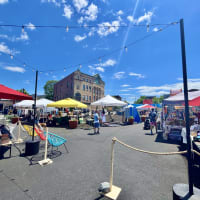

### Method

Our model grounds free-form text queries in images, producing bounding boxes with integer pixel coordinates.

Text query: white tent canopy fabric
[91,95,127,107]
[163,91,200,104]
[14,100,34,108]
[14,98,54,108]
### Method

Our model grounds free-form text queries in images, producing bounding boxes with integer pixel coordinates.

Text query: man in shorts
[149,108,157,135]
[93,110,100,134]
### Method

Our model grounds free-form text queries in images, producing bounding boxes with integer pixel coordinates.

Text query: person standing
[93,110,100,134]
[149,108,157,135]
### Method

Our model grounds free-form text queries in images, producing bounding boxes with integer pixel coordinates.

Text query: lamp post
[32,70,38,141]
[25,70,40,156]
[173,18,200,199]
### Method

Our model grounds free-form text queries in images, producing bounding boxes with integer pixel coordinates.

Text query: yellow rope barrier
[112,137,188,155]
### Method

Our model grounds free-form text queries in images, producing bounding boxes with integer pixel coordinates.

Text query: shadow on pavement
[94,195,104,200]
[20,150,62,165]
[88,133,100,136]
[154,132,181,145]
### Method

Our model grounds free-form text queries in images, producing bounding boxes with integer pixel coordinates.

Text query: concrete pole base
[173,184,200,200]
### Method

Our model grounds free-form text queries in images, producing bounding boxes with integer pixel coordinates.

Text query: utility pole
[180,18,193,195]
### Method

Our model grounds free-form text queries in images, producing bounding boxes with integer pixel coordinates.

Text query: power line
[0,21,179,74]
[0,22,179,30]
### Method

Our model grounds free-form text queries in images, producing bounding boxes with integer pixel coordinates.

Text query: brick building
[53,69,105,104]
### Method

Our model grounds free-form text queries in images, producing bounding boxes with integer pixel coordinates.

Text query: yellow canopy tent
[47,98,87,108]
[66,98,87,108]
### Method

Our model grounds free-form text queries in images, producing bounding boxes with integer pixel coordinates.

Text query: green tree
[17,88,29,95]
[44,80,57,100]
[134,96,146,104]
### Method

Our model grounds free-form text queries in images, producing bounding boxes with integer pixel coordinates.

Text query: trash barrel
[25,140,40,156]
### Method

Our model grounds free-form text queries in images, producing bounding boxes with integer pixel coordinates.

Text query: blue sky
[0,0,200,102]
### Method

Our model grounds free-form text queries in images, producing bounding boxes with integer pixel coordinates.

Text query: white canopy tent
[14,98,56,112]
[14,100,34,108]
[163,91,200,105]
[91,95,127,107]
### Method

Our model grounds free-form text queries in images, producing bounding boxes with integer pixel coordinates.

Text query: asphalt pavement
[0,123,188,200]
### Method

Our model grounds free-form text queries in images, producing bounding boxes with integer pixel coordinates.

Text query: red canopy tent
[0,84,32,100]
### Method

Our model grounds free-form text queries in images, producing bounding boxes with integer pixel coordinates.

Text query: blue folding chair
[44,131,69,153]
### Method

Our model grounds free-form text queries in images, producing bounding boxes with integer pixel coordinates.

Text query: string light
[0,21,179,31]
[22,25,25,33]
[147,24,150,32]
[124,46,128,52]
[1,21,177,74]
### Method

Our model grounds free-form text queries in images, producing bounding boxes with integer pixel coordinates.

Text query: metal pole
[32,70,38,141]
[109,138,115,192]
[180,18,193,195]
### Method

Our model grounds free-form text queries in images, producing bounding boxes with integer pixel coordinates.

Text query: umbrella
[91,95,127,107]
[0,84,32,100]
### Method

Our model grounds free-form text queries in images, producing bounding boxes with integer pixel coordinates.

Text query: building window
[83,84,85,91]
[83,78,85,81]
[71,83,73,89]
[86,79,88,82]
[94,96,95,101]
[82,95,85,101]
[76,85,80,90]
[86,95,88,101]
[86,85,88,91]
[89,86,91,92]
[89,96,91,101]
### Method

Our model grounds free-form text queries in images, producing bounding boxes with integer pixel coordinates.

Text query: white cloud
[83,44,88,48]
[117,10,123,15]
[96,67,104,72]
[16,31,29,41]
[0,42,13,54]
[129,72,145,79]
[25,80,31,84]
[121,84,130,87]
[41,0,61,7]
[153,27,159,32]
[127,11,154,25]
[84,3,98,21]
[4,66,25,73]
[120,89,129,92]
[63,5,73,19]
[97,20,120,37]
[134,79,200,96]
[137,11,153,24]
[73,0,88,12]
[113,72,125,79]
[0,0,8,4]
[74,34,87,42]
[127,16,136,23]
[0,43,20,55]
[25,22,36,31]
[100,59,116,67]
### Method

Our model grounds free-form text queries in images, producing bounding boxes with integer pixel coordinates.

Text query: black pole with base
[172,18,200,200]
[25,70,40,156]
